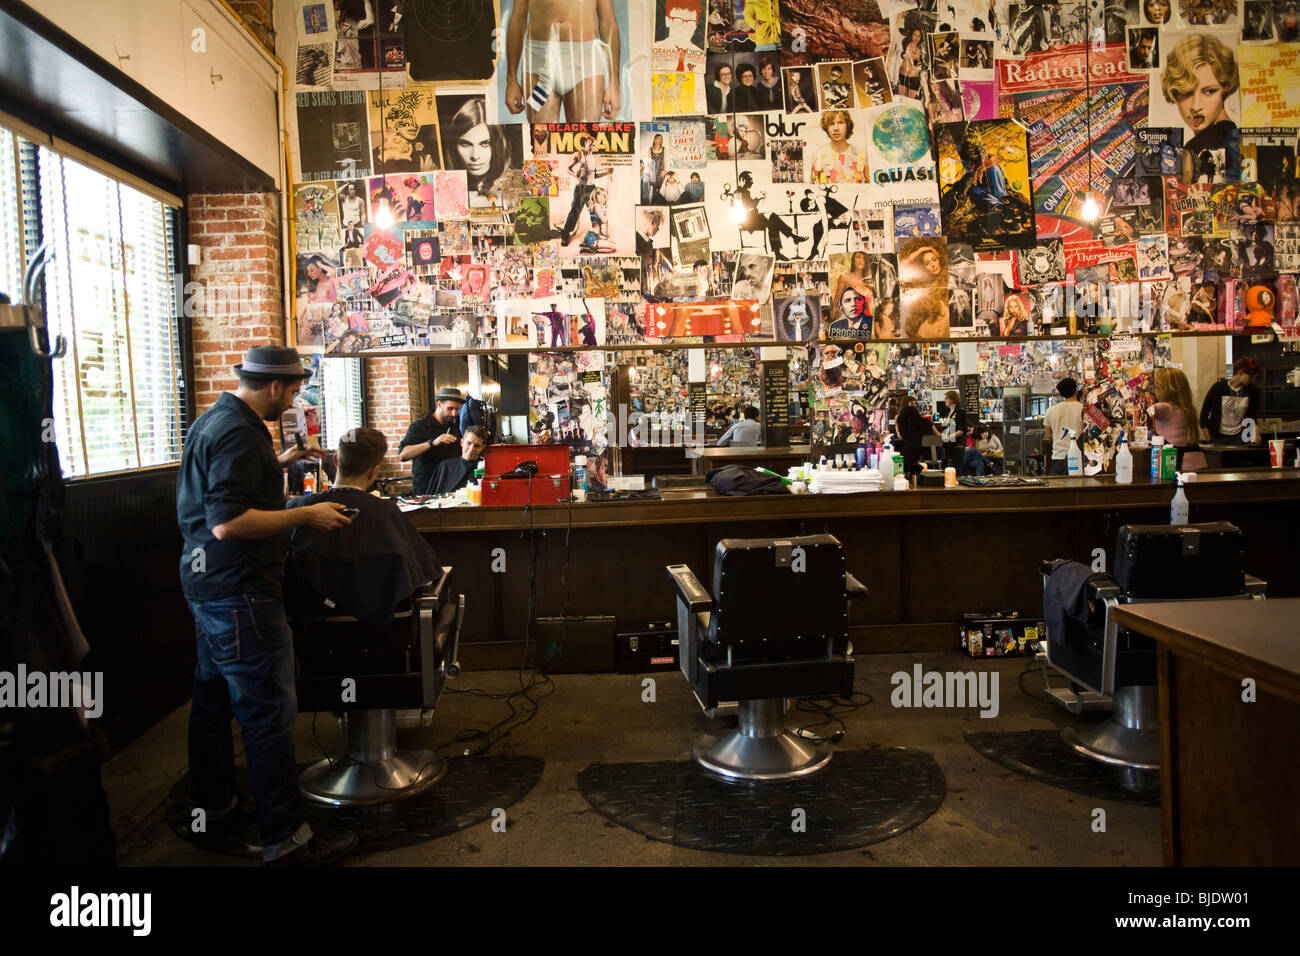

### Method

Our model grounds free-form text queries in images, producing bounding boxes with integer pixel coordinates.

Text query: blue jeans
[962,447,990,476]
[187,593,311,859]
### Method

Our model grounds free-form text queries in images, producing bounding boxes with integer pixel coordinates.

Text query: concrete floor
[104,651,1162,866]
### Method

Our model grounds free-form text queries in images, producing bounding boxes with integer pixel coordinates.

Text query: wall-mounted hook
[210,68,223,84]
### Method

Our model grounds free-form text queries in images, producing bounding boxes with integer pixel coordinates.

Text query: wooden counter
[406,469,1300,666]
[407,469,1300,533]
[1110,600,1300,866]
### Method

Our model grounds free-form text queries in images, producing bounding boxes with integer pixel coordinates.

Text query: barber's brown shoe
[266,830,358,867]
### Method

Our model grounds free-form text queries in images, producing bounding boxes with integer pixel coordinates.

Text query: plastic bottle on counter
[892,474,908,491]
[1161,442,1178,483]
[879,440,895,488]
[1066,429,1083,477]
[573,455,588,493]
[1170,473,1188,525]
[856,442,867,469]
[1114,431,1133,485]
[303,471,316,495]
[1150,436,1164,481]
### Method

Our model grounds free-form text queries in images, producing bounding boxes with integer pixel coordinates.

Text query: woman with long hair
[443,99,511,195]
[1150,367,1201,452]
[646,133,667,202]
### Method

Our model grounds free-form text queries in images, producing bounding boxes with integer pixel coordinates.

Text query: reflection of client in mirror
[504,0,622,122]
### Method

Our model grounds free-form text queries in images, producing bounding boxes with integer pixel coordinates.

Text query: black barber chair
[291,569,465,805]
[1042,522,1265,771]
[667,535,865,781]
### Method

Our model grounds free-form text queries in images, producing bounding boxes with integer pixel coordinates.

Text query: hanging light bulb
[1081,192,1100,223]
[730,198,746,223]
[375,202,394,229]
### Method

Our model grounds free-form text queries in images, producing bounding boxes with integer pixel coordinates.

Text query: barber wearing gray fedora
[398,387,466,495]
[177,345,357,866]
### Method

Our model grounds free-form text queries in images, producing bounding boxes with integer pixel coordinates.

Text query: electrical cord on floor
[437,520,555,758]
[790,691,873,744]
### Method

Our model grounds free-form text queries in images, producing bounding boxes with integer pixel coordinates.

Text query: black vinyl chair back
[1113,522,1245,599]
[709,534,848,659]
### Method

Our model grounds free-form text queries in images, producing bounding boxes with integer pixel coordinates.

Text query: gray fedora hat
[234,345,311,378]
[434,387,465,404]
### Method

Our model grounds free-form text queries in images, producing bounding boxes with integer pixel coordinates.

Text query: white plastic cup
[1270,439,1285,468]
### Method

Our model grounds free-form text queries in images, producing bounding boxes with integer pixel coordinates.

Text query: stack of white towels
[808,468,884,494]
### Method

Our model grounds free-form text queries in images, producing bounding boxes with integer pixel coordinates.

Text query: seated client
[427,425,488,495]
[286,427,442,625]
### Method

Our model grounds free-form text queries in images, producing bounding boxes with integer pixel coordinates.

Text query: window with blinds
[321,358,365,450]
[0,126,183,479]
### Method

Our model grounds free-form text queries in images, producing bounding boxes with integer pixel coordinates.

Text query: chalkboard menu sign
[761,361,790,446]
[959,374,981,421]
[688,382,707,430]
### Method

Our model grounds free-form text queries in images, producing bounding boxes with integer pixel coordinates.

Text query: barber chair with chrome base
[291,569,465,805]
[1042,522,1265,772]
[667,535,865,781]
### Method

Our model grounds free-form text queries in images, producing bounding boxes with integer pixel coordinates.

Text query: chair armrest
[845,572,868,600]
[416,567,458,705]
[1086,576,1122,602]
[667,564,713,613]
[1245,574,1267,597]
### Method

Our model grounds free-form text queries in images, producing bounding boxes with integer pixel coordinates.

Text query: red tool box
[481,444,571,506]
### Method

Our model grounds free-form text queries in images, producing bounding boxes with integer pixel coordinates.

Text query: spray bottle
[1114,429,1133,485]
[1170,472,1188,525]
[879,437,895,487]
[1066,428,1083,476]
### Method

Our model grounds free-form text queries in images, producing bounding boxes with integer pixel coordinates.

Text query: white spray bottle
[1066,429,1083,476]
[1114,429,1133,485]
[1170,472,1188,526]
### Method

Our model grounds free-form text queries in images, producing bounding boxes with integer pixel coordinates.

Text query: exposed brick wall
[228,0,276,54]
[186,192,283,415]
[366,356,425,475]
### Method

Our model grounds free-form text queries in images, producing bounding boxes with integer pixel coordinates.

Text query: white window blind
[14,141,184,478]
[0,128,22,302]
[322,358,365,449]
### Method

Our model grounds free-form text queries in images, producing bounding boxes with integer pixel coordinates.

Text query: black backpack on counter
[705,465,790,496]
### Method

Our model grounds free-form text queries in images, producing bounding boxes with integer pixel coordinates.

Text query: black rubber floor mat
[577,748,945,856]
[965,730,1160,806]
[165,754,544,859]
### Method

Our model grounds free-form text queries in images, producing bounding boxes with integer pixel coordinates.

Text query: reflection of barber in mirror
[398,387,465,495]
[504,0,622,122]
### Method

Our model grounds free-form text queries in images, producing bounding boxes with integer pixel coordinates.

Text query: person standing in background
[1044,376,1085,475]
[1200,356,1261,443]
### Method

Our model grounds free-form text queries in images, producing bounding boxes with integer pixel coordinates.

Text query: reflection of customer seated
[716,405,761,446]
[428,426,488,495]
[962,423,1003,475]
[286,427,442,626]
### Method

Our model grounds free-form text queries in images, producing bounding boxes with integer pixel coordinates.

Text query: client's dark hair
[464,424,489,442]
[337,427,388,475]
[743,405,759,420]
[1057,377,1079,398]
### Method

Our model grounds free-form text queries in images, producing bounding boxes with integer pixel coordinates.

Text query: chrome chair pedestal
[300,708,447,806]
[1062,685,1160,771]
[693,699,831,782]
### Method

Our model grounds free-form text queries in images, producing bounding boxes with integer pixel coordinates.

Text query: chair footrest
[696,657,854,708]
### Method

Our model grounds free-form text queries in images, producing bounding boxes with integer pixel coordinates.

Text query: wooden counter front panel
[417,475,1300,660]
[1161,648,1300,866]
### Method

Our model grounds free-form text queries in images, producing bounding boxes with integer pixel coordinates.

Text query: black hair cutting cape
[285,487,442,625]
